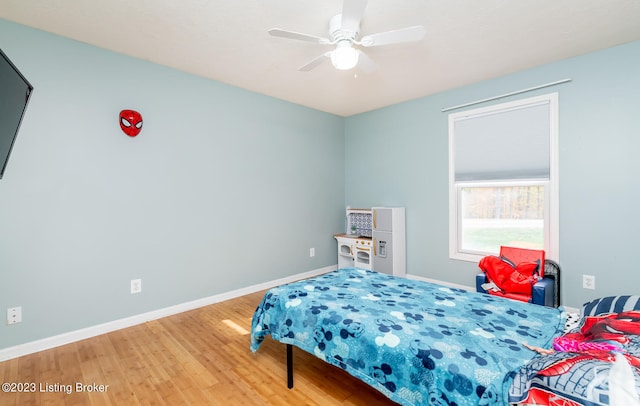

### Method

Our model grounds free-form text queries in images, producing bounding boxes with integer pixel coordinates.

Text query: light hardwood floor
[0,291,396,405]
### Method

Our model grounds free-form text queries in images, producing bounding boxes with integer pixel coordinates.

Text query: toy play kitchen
[334,207,406,276]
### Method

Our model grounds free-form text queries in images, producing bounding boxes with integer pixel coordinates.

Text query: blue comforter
[251,268,565,405]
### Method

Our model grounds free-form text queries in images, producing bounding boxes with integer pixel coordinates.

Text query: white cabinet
[334,235,373,270]
[335,235,355,269]
[372,207,406,277]
[353,238,373,270]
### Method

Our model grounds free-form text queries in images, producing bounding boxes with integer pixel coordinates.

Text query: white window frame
[448,93,559,263]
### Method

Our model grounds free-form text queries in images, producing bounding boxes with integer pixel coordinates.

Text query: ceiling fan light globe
[331,44,359,70]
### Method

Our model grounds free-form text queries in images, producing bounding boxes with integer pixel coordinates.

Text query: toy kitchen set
[334,207,406,277]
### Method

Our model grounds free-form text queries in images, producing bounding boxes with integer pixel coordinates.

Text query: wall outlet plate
[582,274,595,290]
[131,279,142,294]
[7,306,22,325]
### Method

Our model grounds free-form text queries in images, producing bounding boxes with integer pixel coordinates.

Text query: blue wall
[0,19,345,349]
[345,40,640,309]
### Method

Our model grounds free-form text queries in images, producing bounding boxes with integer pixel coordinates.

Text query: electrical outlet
[582,275,595,290]
[309,248,315,257]
[131,279,142,294]
[7,306,22,325]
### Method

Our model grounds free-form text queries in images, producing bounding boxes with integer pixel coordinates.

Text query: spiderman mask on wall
[119,109,143,137]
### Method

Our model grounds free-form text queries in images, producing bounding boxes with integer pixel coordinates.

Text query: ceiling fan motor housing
[330,14,359,42]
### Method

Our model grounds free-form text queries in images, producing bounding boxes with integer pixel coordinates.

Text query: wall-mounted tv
[0,47,33,179]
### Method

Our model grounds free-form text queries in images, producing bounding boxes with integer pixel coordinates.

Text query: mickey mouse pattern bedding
[250,268,565,405]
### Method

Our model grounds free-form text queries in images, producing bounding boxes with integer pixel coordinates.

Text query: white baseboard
[0,265,336,362]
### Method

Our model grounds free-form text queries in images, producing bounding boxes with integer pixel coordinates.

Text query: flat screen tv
[0,47,33,179]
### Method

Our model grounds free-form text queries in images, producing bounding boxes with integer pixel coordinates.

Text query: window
[448,93,558,262]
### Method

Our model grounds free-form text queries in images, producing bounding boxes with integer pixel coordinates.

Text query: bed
[250,267,566,405]
[509,295,640,405]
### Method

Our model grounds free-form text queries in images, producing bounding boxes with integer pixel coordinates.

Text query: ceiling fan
[268,0,426,72]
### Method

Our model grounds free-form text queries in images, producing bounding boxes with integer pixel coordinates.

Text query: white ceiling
[2,0,640,117]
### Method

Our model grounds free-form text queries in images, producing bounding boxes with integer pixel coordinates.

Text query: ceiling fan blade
[340,0,368,33]
[268,28,331,45]
[356,50,377,73]
[360,25,426,47]
[299,52,332,71]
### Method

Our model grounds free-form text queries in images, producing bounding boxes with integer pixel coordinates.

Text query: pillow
[581,295,640,317]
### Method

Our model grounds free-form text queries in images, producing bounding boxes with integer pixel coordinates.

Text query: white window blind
[453,101,550,181]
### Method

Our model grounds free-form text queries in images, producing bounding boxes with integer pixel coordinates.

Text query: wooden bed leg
[286,344,294,389]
